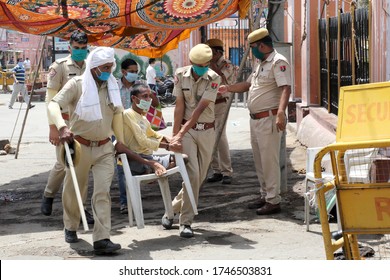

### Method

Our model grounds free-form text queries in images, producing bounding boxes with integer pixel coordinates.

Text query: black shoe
[29,104,35,109]
[256,203,281,215]
[222,176,232,184]
[247,198,266,209]
[93,239,121,255]
[82,209,94,224]
[65,229,78,243]
[120,204,128,214]
[179,225,194,238]
[41,196,54,216]
[161,214,173,229]
[207,173,223,183]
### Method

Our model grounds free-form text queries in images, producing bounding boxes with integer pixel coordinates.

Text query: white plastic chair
[119,153,197,229]
[304,147,334,231]
[344,148,379,183]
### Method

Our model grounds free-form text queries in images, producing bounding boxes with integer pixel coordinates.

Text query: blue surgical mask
[71,48,88,62]
[136,98,152,111]
[125,72,138,83]
[192,65,209,76]
[251,46,265,60]
[96,68,111,81]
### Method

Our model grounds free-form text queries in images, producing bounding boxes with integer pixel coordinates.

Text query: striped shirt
[12,65,26,84]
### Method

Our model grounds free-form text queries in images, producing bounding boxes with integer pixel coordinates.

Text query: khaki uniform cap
[189,44,213,64]
[248,28,269,44]
[205,39,224,48]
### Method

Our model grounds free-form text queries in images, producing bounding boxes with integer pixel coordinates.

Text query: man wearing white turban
[48,46,128,254]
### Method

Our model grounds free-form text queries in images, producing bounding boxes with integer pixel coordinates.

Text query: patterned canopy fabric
[0,0,250,56]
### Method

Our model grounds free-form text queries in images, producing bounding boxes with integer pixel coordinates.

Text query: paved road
[0,93,338,261]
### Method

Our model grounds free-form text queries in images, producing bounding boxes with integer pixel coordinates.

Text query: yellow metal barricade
[315,82,390,260]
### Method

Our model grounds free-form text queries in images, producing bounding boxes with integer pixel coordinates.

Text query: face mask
[136,98,152,111]
[71,48,88,62]
[18,62,23,67]
[192,65,209,76]
[125,72,138,83]
[96,67,111,81]
[251,46,265,60]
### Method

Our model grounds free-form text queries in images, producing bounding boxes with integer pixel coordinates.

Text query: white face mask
[136,98,152,111]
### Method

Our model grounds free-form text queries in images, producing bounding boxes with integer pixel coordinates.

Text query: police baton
[64,142,89,231]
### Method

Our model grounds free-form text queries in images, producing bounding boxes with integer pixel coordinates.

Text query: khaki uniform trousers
[210,101,233,176]
[250,116,282,205]
[62,142,115,242]
[172,128,216,225]
[44,144,66,197]
[44,145,89,200]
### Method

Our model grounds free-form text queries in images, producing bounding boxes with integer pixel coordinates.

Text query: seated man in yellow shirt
[121,83,181,175]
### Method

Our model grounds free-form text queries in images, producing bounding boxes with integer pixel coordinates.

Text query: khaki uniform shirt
[47,55,85,113]
[52,76,123,141]
[47,55,85,92]
[247,50,291,114]
[173,66,221,123]
[216,56,237,100]
[122,108,163,155]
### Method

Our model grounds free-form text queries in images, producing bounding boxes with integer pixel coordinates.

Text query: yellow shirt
[122,108,163,155]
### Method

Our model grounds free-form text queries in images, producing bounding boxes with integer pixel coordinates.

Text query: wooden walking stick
[64,142,89,231]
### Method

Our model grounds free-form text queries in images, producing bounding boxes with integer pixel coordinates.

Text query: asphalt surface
[0,92,338,261]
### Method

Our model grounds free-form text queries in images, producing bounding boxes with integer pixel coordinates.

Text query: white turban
[75,46,122,122]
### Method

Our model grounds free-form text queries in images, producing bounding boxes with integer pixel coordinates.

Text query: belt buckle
[90,140,99,147]
[195,122,205,131]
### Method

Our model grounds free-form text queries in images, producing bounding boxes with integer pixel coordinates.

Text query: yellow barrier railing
[314,140,390,259]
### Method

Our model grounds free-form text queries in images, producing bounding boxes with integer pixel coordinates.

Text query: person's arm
[115,142,167,176]
[112,112,124,144]
[171,98,211,144]
[45,88,60,145]
[172,94,185,136]
[224,81,251,93]
[12,72,18,84]
[275,85,291,131]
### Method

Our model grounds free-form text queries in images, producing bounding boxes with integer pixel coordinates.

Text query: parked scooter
[157,76,176,106]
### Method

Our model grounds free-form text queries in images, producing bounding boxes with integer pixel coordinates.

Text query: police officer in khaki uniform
[161,44,221,238]
[205,39,237,184]
[48,47,125,254]
[219,28,291,215]
[41,30,93,223]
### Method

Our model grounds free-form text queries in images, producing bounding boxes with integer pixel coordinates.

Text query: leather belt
[74,135,110,147]
[215,97,228,105]
[250,108,278,120]
[61,113,69,121]
[182,119,215,131]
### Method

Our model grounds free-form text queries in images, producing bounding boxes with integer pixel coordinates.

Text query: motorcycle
[157,76,176,106]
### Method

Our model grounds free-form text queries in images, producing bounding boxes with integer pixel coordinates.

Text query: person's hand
[58,126,73,144]
[168,141,183,153]
[114,141,126,155]
[153,162,167,177]
[170,135,182,147]
[276,111,287,132]
[49,125,60,146]
[218,85,228,95]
